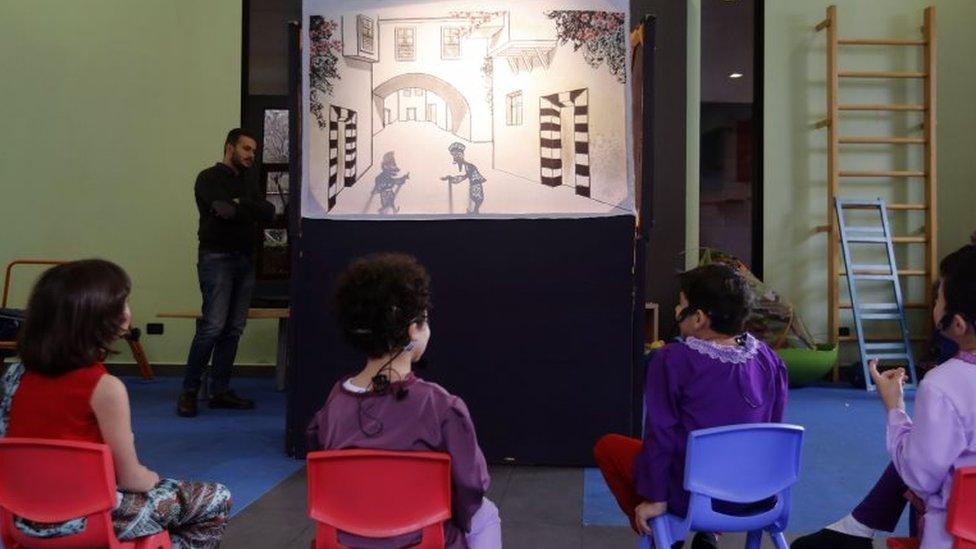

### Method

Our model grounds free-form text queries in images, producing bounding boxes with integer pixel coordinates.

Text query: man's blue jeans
[183,250,255,394]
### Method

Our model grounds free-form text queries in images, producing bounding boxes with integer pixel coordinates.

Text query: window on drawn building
[441,27,461,59]
[395,27,416,61]
[357,15,375,55]
[506,91,523,126]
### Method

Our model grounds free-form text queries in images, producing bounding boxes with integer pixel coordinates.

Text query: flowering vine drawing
[449,11,506,38]
[546,11,626,83]
[449,10,505,110]
[481,56,494,112]
[309,16,343,129]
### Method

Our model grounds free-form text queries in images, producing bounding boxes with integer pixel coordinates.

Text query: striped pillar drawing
[538,88,590,197]
[327,105,358,211]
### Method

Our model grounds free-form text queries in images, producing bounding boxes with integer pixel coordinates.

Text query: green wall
[0,1,277,366]
[764,0,976,344]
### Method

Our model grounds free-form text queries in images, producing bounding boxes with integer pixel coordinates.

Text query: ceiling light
[729,72,743,79]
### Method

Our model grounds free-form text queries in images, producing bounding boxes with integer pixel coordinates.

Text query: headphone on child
[370,342,413,402]
[352,312,429,437]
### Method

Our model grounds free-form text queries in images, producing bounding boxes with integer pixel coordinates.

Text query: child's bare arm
[91,375,160,492]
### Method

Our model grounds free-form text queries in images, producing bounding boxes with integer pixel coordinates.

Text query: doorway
[327,105,358,210]
[336,121,346,186]
[538,89,590,196]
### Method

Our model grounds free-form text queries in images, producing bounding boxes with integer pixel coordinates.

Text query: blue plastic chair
[639,423,804,549]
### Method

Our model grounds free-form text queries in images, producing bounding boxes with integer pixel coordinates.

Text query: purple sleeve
[770,351,789,422]
[635,345,684,503]
[887,382,966,497]
[305,409,323,452]
[441,396,490,532]
[305,384,341,452]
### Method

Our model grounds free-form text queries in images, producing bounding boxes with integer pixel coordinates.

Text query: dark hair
[677,264,751,336]
[937,244,976,329]
[18,259,131,376]
[334,253,431,358]
[225,128,257,148]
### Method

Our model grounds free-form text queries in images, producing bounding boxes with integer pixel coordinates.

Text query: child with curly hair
[306,252,501,548]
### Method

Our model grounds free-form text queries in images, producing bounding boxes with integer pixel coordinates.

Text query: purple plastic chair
[640,423,804,549]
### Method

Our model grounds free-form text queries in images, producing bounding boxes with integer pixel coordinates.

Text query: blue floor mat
[123,376,303,517]
[583,386,914,534]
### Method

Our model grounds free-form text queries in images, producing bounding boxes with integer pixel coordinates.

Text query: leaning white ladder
[834,198,918,391]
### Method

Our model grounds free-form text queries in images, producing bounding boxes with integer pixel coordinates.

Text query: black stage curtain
[285,216,638,465]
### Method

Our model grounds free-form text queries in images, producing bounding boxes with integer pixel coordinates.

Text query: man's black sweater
[195,163,275,253]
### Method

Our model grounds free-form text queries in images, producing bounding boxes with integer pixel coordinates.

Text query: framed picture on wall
[266,170,289,215]
[244,96,293,283]
[262,109,289,164]
[357,15,375,54]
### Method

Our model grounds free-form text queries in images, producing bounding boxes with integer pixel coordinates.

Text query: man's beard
[232,153,251,171]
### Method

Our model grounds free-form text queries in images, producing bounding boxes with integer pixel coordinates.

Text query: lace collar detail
[682,333,759,364]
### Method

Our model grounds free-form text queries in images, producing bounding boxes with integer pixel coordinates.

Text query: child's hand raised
[869,360,906,412]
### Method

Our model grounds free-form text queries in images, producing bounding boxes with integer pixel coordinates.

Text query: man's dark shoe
[691,532,719,549]
[209,390,255,410]
[791,529,873,549]
[177,390,198,417]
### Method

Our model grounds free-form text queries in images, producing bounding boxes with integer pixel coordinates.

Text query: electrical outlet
[146,323,164,335]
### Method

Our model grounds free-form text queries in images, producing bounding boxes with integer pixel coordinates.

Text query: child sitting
[0,259,231,547]
[793,244,976,549]
[594,264,789,547]
[306,253,501,548]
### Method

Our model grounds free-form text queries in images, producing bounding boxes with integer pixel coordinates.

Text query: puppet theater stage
[284,0,652,465]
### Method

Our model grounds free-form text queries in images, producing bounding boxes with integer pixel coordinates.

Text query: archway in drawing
[373,73,472,140]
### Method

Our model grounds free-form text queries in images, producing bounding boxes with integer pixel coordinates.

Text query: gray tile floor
[221,466,889,548]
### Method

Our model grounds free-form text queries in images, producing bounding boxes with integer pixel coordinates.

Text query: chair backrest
[948,466,976,548]
[0,437,120,547]
[2,260,66,308]
[685,423,804,503]
[307,449,452,540]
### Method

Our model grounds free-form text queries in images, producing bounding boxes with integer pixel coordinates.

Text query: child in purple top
[594,264,789,547]
[793,245,976,549]
[306,253,500,549]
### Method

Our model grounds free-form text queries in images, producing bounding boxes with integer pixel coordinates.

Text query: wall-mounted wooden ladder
[815,5,937,380]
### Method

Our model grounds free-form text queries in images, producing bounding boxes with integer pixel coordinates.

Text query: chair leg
[125,337,154,380]
[651,516,674,549]
[770,531,789,549]
[644,528,673,549]
[745,530,763,549]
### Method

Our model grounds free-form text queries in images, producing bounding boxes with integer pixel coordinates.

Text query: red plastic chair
[306,449,452,549]
[948,466,976,548]
[887,466,976,549]
[0,438,171,548]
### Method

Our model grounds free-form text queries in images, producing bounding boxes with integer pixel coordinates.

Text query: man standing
[177,128,275,417]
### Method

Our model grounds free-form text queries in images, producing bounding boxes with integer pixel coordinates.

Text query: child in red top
[0,259,232,547]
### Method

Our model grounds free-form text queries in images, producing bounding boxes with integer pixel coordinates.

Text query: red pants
[593,433,644,533]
